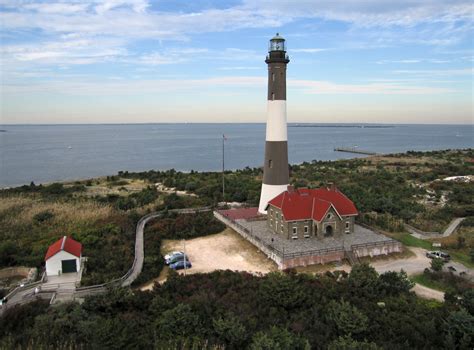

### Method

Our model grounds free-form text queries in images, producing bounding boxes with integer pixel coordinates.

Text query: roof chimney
[287,185,295,193]
[328,182,337,191]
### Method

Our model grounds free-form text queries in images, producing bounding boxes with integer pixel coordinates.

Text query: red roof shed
[45,236,82,261]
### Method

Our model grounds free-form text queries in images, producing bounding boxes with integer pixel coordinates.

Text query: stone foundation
[282,251,345,269]
[352,241,402,258]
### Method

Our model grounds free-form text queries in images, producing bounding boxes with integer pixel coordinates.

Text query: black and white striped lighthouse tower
[258,33,290,214]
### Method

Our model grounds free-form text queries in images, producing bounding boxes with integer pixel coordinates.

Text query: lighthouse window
[268,159,273,168]
[292,227,298,239]
[272,73,275,82]
[271,93,275,100]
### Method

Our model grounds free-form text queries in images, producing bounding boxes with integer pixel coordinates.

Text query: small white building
[45,236,82,276]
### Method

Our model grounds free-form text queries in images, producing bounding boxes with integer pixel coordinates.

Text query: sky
[0,0,473,124]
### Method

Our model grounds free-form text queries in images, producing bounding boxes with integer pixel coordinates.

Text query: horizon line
[1,122,473,126]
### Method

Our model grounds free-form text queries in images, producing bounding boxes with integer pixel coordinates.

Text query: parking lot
[162,228,277,275]
[139,228,277,290]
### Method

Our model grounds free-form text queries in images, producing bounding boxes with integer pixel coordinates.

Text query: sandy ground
[139,229,460,302]
[140,228,277,291]
[411,284,445,301]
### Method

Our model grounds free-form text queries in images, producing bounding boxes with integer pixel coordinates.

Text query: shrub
[33,210,54,223]
[431,258,445,272]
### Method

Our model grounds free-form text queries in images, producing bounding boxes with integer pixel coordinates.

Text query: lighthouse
[258,33,290,214]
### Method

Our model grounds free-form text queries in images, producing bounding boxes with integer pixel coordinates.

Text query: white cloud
[377,59,422,64]
[217,66,260,70]
[23,3,89,14]
[1,38,128,66]
[392,68,473,76]
[243,0,473,27]
[1,75,456,96]
[94,0,149,14]
[291,48,330,53]
[290,80,455,95]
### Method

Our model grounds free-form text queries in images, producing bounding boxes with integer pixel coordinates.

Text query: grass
[384,231,433,250]
[431,227,474,269]
[410,273,451,292]
[445,250,474,269]
[384,231,474,268]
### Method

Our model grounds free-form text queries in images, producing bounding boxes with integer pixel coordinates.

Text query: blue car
[169,260,192,270]
[165,252,188,265]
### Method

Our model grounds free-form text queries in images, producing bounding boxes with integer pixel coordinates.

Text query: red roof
[267,187,358,221]
[45,236,82,261]
[218,207,261,221]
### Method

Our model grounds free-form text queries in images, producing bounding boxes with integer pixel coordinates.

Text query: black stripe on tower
[266,50,289,101]
[263,141,289,185]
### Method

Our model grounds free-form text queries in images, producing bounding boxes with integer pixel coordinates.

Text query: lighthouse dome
[269,33,286,52]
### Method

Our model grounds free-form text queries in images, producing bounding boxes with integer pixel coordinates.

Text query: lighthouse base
[258,183,288,214]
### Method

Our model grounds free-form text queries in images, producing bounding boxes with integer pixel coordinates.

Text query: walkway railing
[214,211,345,264]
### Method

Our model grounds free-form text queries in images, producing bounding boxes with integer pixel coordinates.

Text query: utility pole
[222,134,226,203]
[183,239,187,276]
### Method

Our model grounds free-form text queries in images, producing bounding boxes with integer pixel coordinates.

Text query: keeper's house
[266,185,358,239]
[45,236,82,276]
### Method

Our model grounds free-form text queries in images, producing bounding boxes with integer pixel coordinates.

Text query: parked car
[426,251,451,261]
[164,251,183,261]
[166,253,189,265]
[170,260,192,270]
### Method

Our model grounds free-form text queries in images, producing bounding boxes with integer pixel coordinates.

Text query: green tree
[0,241,18,266]
[154,304,202,340]
[443,309,474,350]
[431,258,445,272]
[326,300,369,336]
[378,270,414,296]
[461,289,474,315]
[328,336,381,350]
[457,235,466,249]
[347,263,379,299]
[212,313,247,349]
[249,326,310,350]
[260,272,306,310]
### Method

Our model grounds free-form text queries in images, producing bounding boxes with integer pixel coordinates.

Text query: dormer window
[326,213,333,220]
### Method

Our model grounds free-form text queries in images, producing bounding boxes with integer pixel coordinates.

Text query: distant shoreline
[1,124,471,189]
[3,148,473,190]
[289,125,394,128]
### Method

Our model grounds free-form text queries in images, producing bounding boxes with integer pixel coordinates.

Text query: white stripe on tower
[265,100,287,141]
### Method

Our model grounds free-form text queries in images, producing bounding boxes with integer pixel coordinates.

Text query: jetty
[334,147,377,155]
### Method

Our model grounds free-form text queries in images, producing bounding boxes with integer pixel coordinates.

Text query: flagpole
[222,134,225,202]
